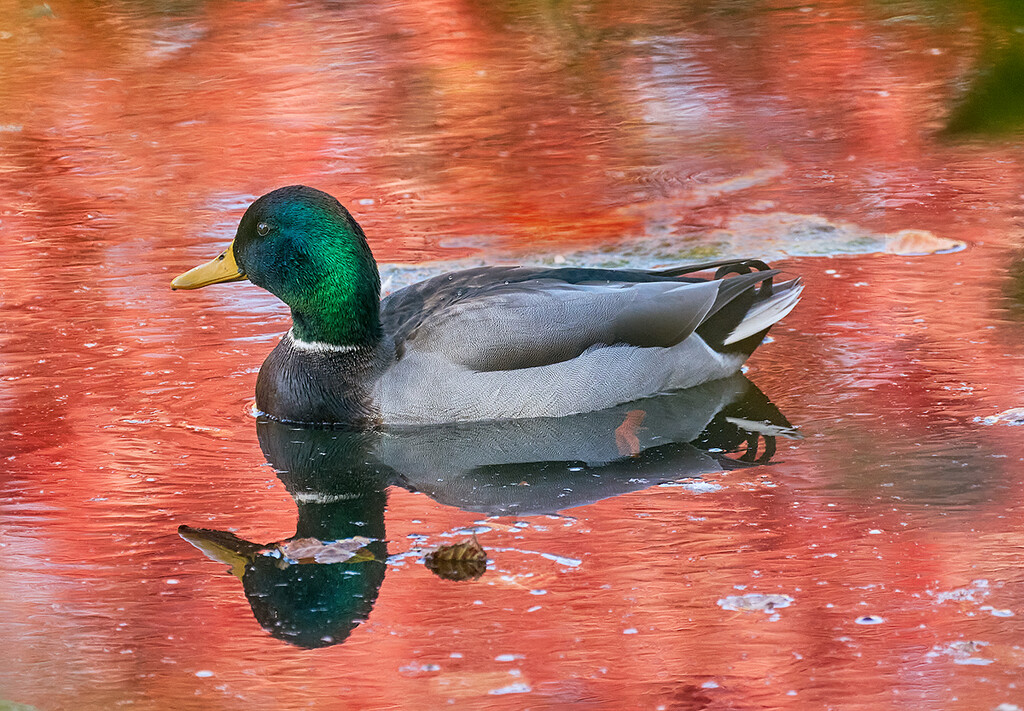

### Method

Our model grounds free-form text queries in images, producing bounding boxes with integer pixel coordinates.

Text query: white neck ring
[288,329,362,353]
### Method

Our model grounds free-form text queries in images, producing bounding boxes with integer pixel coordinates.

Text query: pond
[2,0,1024,709]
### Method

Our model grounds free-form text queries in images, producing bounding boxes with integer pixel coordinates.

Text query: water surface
[3,1,1024,709]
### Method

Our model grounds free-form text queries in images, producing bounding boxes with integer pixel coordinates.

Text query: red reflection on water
[3,0,1024,709]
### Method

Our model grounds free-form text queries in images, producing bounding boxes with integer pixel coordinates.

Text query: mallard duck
[172,185,802,427]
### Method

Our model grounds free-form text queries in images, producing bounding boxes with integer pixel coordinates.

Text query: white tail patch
[723,281,803,345]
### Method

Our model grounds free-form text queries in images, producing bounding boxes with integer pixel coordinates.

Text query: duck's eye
[256,222,271,236]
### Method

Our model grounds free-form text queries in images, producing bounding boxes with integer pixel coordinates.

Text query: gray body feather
[360,264,802,425]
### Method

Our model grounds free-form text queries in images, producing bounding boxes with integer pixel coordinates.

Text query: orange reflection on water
[3,0,1024,709]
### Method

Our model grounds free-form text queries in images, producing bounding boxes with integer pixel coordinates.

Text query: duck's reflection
[180,443,389,648]
[180,375,797,647]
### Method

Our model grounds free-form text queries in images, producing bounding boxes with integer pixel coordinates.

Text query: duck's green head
[172,186,381,346]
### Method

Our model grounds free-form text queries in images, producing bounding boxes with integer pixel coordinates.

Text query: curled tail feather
[723,278,803,345]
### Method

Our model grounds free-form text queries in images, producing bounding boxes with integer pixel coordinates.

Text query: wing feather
[382,268,716,370]
[379,265,780,373]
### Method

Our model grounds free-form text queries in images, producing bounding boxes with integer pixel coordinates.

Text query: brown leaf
[425,535,487,581]
[274,536,375,565]
[885,229,966,255]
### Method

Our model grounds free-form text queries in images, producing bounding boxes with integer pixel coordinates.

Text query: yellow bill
[171,241,247,290]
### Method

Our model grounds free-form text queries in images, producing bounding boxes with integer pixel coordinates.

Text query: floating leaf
[884,229,966,256]
[425,535,486,581]
[273,536,375,565]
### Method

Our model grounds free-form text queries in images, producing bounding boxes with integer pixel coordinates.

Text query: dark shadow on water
[944,0,1024,136]
[179,374,797,648]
